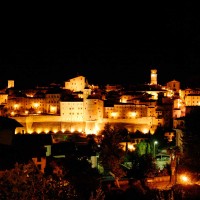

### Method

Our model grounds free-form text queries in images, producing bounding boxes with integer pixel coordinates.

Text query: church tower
[150,69,157,85]
[8,80,14,88]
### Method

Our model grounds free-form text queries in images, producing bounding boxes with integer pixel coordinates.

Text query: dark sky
[1,4,200,88]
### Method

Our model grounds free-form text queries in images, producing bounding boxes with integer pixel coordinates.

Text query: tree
[181,107,200,172]
[127,152,156,179]
[150,126,169,150]
[136,140,151,156]
[98,124,126,188]
[54,155,102,200]
[0,161,78,200]
[87,134,99,155]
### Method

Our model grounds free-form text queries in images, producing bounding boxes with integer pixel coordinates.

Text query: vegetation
[181,107,200,173]
[0,161,78,200]
[98,124,126,188]
[0,157,104,200]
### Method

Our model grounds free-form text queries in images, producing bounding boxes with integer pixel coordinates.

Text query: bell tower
[8,80,14,88]
[150,69,157,85]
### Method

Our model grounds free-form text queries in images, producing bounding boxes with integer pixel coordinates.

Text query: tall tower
[150,69,157,85]
[8,80,14,88]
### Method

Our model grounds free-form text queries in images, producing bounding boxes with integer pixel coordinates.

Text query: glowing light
[142,128,149,134]
[121,99,127,103]
[61,128,66,133]
[33,103,39,108]
[85,129,93,135]
[11,111,15,116]
[26,94,34,97]
[70,128,75,133]
[14,104,19,110]
[53,129,58,133]
[50,106,57,113]
[28,129,33,134]
[180,175,190,184]
[130,112,137,117]
[36,129,42,134]
[78,128,82,132]
[25,110,29,114]
[111,112,118,117]
[44,129,50,134]
[93,125,100,135]
[128,144,135,151]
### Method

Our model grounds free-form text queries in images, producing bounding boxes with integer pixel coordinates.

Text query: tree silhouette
[0,161,78,200]
[98,124,126,188]
[181,107,200,172]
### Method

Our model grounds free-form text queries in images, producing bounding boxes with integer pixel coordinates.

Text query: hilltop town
[0,69,200,199]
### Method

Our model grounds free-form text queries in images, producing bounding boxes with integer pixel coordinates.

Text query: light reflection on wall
[14,104,19,110]
[142,128,149,134]
[53,129,58,134]
[111,112,118,117]
[50,106,57,113]
[70,128,75,133]
[130,112,137,117]
[44,129,50,134]
[33,103,39,108]
[128,143,136,151]
[36,129,42,134]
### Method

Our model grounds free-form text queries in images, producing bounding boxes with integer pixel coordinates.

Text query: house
[12,134,53,173]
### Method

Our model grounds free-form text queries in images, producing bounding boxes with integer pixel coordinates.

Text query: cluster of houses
[0,69,200,171]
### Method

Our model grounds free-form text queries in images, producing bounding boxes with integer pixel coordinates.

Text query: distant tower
[8,80,14,88]
[150,69,157,85]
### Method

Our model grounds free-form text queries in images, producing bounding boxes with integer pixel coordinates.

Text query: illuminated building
[150,69,157,85]
[185,94,200,106]
[166,80,180,96]
[8,80,14,88]
[64,75,86,92]
[45,92,61,114]
[0,94,8,105]
[1,70,183,135]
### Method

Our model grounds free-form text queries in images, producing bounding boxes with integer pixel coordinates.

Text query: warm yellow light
[11,111,15,116]
[44,129,50,134]
[111,112,118,117]
[70,128,75,133]
[33,103,39,108]
[36,129,42,134]
[142,128,149,134]
[26,94,34,97]
[180,175,190,184]
[61,128,65,133]
[28,129,33,134]
[25,110,29,114]
[78,128,82,132]
[50,106,57,113]
[130,112,137,117]
[14,104,19,110]
[128,144,135,151]
[53,129,58,133]
[85,129,93,135]
[121,99,127,103]
[37,111,41,114]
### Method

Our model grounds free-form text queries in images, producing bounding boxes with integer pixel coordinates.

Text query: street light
[153,141,158,158]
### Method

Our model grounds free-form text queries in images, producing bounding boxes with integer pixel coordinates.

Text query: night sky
[1,4,200,89]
